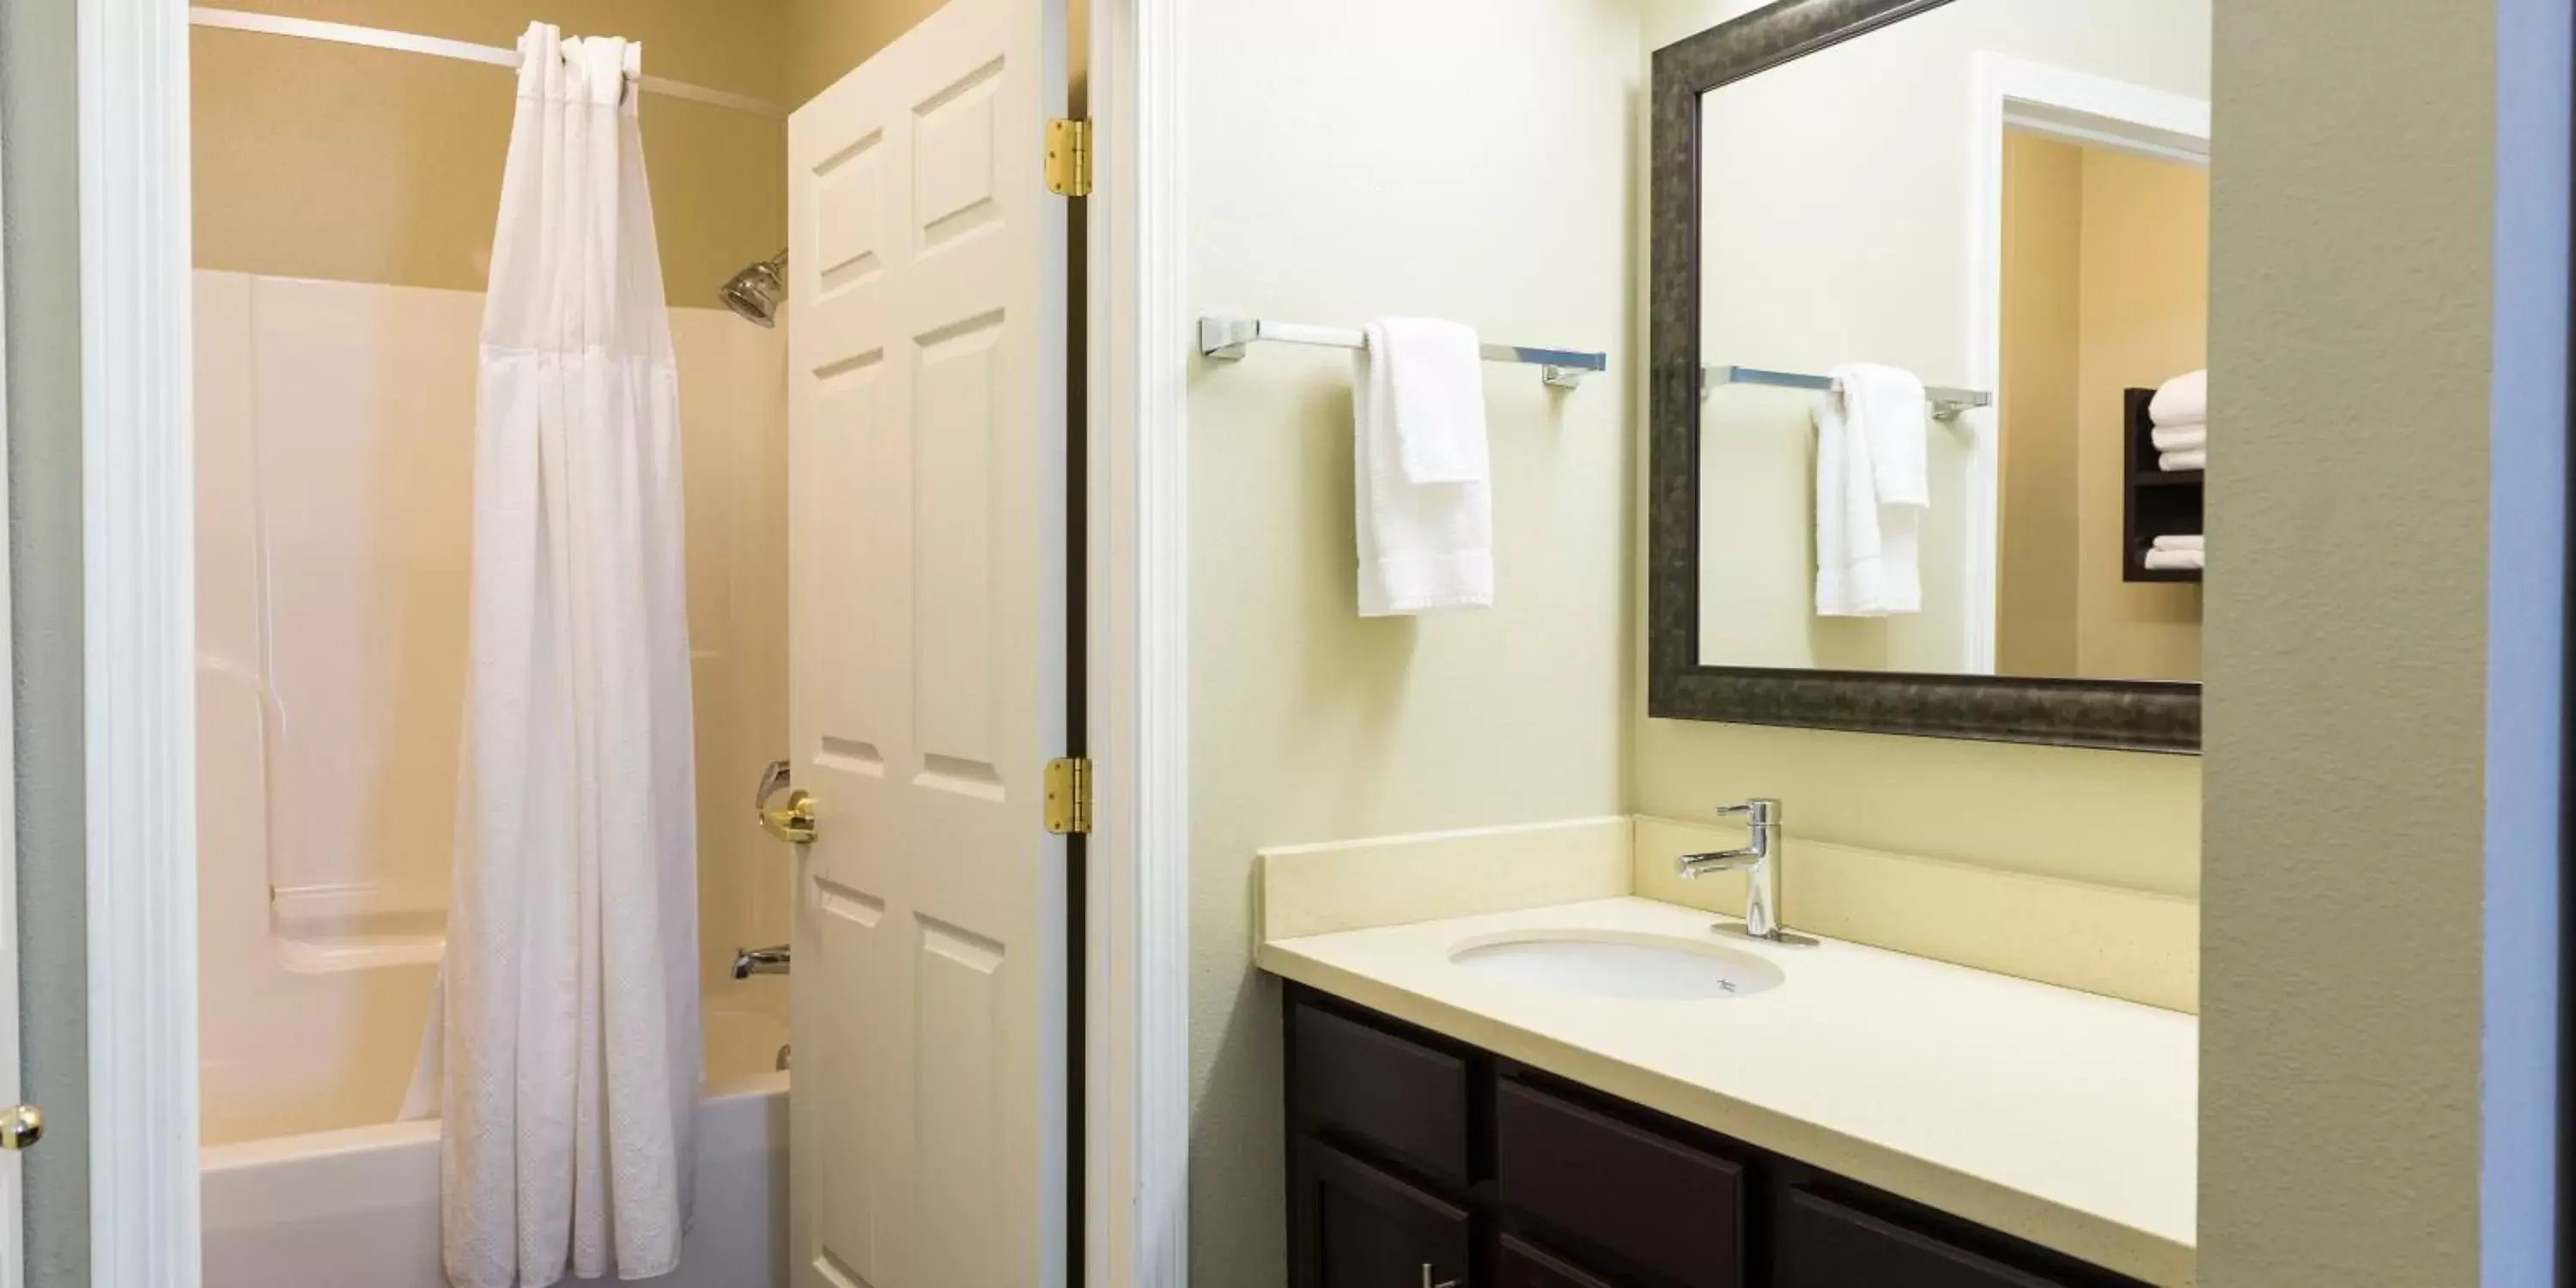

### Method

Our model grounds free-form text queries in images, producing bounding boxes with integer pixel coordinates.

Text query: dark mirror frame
[1648,0,2200,753]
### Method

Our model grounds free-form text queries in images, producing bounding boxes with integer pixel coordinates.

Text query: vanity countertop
[1258,896,2197,1286]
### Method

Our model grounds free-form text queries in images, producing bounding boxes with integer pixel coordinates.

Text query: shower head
[720,251,788,327]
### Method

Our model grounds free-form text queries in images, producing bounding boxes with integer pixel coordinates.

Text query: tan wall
[2075,148,2206,681]
[1186,2,1640,1282]
[1996,131,2084,677]
[2199,0,2495,1279]
[1997,137,2208,682]
[191,0,786,299]
[782,0,948,109]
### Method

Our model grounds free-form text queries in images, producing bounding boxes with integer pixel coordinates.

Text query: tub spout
[732,945,790,979]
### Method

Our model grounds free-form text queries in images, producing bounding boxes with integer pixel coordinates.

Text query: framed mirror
[1649,0,2208,751]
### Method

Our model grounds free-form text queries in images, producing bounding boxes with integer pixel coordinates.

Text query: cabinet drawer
[1500,1235,1621,1288]
[1777,1188,2093,1288]
[1496,1077,1741,1288]
[1291,999,1472,1184]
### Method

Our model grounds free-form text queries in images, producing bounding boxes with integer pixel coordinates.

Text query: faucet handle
[1715,799,1780,825]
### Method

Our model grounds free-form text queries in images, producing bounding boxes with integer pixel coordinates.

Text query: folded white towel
[1814,364,1930,616]
[2159,448,2206,471]
[2151,534,2204,551]
[2143,547,2205,571]
[1353,318,1493,615]
[2150,423,2205,453]
[2150,369,2207,426]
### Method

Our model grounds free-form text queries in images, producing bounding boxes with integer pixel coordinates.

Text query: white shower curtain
[428,22,702,1287]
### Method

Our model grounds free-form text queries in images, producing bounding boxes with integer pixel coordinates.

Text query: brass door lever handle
[756,759,817,844]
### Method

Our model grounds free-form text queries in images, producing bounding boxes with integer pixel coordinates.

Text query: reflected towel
[2159,448,2206,471]
[2149,369,2207,425]
[1814,363,1930,616]
[2150,423,2205,453]
[2144,547,2205,571]
[2151,534,2204,551]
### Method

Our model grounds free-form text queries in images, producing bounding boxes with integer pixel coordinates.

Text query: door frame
[76,0,1191,1283]
[1962,54,2210,674]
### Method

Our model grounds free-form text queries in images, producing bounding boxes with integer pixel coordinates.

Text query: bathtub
[204,1012,790,1288]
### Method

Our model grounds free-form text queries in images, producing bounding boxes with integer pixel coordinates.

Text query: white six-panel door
[784,0,1069,1283]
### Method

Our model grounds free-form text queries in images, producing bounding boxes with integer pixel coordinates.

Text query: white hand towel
[2149,423,2206,453]
[2149,369,2208,426]
[1354,319,1493,615]
[2151,533,2204,551]
[2159,448,2206,471]
[1814,364,1931,616]
[2143,547,2205,571]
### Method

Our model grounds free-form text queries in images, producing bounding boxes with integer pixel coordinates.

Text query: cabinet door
[1500,1235,1621,1288]
[1291,1138,1473,1288]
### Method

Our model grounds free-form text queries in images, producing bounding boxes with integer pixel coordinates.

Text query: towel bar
[1704,364,1990,422]
[1199,316,1607,388]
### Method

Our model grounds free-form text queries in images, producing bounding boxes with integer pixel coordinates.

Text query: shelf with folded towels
[1701,364,1991,422]
[1197,317,1607,387]
[2123,386,2204,583]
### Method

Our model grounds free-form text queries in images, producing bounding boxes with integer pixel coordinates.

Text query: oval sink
[1449,933,1785,1001]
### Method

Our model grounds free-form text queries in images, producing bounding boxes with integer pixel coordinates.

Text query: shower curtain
[426,22,702,1287]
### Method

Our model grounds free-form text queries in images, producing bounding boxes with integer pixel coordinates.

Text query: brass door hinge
[1045,118,1092,197]
[1044,756,1093,835]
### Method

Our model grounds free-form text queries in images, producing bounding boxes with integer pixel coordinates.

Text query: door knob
[0,1103,43,1151]
[755,759,817,844]
[1419,1266,1457,1288]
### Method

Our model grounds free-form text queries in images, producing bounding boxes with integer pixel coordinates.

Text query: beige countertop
[1259,896,2197,1286]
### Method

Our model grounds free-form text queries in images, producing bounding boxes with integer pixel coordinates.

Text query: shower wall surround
[193,270,789,1144]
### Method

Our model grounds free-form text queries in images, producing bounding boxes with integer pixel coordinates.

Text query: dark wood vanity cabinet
[1283,984,2152,1288]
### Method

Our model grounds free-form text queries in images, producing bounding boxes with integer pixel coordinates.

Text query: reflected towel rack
[1200,317,1607,388]
[1704,364,1990,422]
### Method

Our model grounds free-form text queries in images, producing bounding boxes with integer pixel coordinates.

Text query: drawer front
[1291,999,1472,1184]
[1496,1078,1742,1288]
[1500,1236,1622,1288]
[1777,1188,2086,1288]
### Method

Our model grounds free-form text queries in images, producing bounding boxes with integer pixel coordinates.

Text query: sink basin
[1449,932,1786,1001]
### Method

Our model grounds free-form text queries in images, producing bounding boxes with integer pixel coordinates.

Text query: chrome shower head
[720,251,787,327]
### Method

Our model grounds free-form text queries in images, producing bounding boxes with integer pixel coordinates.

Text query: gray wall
[2,0,88,1282]
[2199,0,2518,1282]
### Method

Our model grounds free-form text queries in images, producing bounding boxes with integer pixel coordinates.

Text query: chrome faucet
[1677,799,1798,943]
[732,945,790,979]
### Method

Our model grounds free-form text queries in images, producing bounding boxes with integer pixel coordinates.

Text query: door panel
[1293,1139,1473,1288]
[785,0,1068,1280]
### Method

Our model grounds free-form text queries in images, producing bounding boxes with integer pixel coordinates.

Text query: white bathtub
[204,1068,788,1288]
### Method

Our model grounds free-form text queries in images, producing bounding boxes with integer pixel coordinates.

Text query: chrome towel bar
[1704,364,1990,422]
[1199,317,1607,388]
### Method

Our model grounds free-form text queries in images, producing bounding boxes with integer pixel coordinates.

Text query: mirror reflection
[1691,1,2208,682]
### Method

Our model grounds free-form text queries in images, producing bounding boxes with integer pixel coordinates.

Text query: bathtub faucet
[732,945,790,979]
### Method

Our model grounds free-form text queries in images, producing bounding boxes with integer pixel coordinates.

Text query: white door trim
[76,0,202,1283]
[1963,54,2210,674]
[89,0,1184,1283]
[1083,0,1190,1283]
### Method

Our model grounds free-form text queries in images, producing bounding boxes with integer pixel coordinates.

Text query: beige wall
[1187,1,1640,1282]
[1643,0,2206,906]
[192,0,786,299]
[2075,147,2206,681]
[782,0,948,109]
[2199,0,2498,1279]
[1997,131,2084,677]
